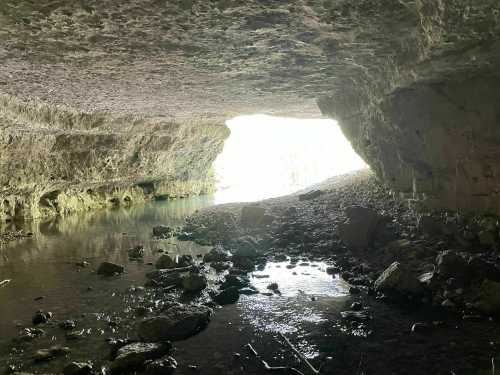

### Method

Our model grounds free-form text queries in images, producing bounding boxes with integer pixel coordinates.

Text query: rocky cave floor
[3,170,500,375]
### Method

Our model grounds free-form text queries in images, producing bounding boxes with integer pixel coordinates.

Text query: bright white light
[213,115,367,204]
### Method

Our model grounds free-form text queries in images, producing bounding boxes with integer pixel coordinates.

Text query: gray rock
[436,251,468,279]
[144,356,177,375]
[155,255,176,269]
[63,362,93,375]
[32,310,52,325]
[97,262,124,276]
[110,342,172,374]
[374,262,422,294]
[33,346,70,362]
[59,320,77,330]
[203,246,232,262]
[181,273,207,292]
[138,304,211,342]
[214,287,240,305]
[338,206,380,249]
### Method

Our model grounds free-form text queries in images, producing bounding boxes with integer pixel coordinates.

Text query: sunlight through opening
[213,115,368,204]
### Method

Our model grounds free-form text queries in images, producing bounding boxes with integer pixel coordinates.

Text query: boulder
[155,255,176,269]
[138,304,211,342]
[128,245,145,259]
[210,261,231,272]
[436,251,469,279]
[143,356,177,375]
[153,225,174,238]
[477,279,500,314]
[222,275,249,289]
[338,206,380,249]
[240,206,266,226]
[110,342,172,374]
[33,346,70,362]
[203,246,232,262]
[63,362,93,375]
[97,262,124,276]
[214,287,240,305]
[232,236,260,258]
[374,262,422,294]
[181,273,207,292]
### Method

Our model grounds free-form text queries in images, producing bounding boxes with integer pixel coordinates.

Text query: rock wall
[0,95,229,221]
[316,1,500,213]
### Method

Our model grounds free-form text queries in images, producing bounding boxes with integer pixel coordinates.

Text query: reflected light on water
[214,115,367,204]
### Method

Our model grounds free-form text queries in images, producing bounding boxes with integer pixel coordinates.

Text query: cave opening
[213,114,367,204]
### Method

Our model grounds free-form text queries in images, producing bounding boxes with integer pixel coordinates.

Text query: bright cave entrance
[213,115,368,204]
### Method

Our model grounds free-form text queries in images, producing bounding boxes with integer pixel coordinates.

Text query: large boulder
[138,304,211,342]
[374,262,422,295]
[338,206,380,249]
[110,342,172,374]
[181,273,207,292]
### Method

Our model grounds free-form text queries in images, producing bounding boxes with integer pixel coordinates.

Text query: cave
[1,1,500,374]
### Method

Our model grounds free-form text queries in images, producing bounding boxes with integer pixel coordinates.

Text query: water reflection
[0,197,213,340]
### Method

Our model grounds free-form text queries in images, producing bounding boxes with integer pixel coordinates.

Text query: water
[0,196,350,374]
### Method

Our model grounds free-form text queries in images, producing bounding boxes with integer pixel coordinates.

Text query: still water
[0,196,350,374]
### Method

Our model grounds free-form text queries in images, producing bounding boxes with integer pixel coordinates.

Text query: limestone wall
[0,95,229,221]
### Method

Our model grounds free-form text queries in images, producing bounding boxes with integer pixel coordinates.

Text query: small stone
[97,262,124,276]
[32,310,52,325]
[267,282,279,291]
[128,245,145,259]
[441,299,456,308]
[350,302,363,311]
[59,320,77,330]
[411,322,430,333]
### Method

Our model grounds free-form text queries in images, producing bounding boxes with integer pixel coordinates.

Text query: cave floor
[0,171,498,375]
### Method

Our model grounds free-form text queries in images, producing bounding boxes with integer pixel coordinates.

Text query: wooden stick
[246,343,306,375]
[279,332,321,375]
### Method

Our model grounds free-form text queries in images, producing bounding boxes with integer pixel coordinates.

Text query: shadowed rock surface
[0,1,499,213]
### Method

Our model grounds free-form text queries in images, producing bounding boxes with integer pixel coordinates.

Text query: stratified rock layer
[0,95,229,220]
